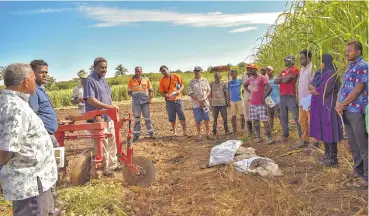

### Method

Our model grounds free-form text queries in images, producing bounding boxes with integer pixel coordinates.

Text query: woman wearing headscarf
[309,53,343,167]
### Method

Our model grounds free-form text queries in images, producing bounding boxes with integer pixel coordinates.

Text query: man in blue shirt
[29,59,62,215]
[265,66,281,131]
[228,70,245,133]
[84,57,119,177]
[336,41,368,188]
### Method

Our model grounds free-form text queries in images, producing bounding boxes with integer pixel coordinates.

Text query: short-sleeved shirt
[29,84,58,133]
[279,66,299,96]
[0,89,57,201]
[269,78,280,105]
[228,79,243,102]
[210,81,227,106]
[242,73,251,100]
[188,77,211,108]
[340,56,368,113]
[246,75,269,105]
[83,71,112,121]
[159,73,183,101]
[72,84,84,107]
[128,75,153,105]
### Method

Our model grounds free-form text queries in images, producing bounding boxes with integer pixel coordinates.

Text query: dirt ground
[50,99,367,216]
[1,99,367,215]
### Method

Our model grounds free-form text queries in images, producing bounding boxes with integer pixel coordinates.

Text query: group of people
[0,41,367,215]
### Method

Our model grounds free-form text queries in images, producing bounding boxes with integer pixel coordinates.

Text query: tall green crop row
[254,0,368,72]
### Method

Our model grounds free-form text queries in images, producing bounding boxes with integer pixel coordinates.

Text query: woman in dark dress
[309,53,343,167]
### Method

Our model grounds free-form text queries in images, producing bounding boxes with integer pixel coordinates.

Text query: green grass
[58,180,127,216]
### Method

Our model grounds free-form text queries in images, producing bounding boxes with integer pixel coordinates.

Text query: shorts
[166,100,186,122]
[267,104,280,117]
[231,101,243,116]
[249,105,268,121]
[192,107,210,123]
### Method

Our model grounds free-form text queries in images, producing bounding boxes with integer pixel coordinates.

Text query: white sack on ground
[235,147,257,161]
[208,140,242,167]
[234,156,283,177]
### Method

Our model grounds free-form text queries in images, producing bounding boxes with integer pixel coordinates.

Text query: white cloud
[75,5,281,29]
[229,26,257,33]
[11,8,73,15]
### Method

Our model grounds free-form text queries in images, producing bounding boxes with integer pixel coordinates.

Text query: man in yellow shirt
[128,66,155,141]
[159,65,187,136]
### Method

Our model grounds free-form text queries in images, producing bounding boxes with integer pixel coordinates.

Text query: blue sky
[0,1,287,81]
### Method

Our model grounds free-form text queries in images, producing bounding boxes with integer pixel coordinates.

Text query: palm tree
[114,64,128,77]
[77,69,87,78]
[89,65,94,74]
[237,62,246,70]
[0,66,5,81]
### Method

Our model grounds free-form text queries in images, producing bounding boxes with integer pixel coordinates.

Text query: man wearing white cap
[72,73,87,115]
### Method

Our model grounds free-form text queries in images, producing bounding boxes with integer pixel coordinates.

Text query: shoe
[318,157,338,167]
[255,137,263,143]
[293,139,308,149]
[133,135,139,142]
[317,154,329,162]
[266,137,274,145]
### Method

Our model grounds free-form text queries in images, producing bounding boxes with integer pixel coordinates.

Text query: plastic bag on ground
[234,156,283,177]
[208,140,242,167]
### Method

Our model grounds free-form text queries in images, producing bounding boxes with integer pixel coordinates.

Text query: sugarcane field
[0,0,368,216]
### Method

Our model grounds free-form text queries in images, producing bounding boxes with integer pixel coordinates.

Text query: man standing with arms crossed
[274,56,303,145]
[128,66,155,141]
[336,41,368,188]
[29,60,62,215]
[159,65,187,136]
[84,57,119,176]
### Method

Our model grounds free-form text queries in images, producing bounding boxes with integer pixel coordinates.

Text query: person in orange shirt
[159,65,187,136]
[128,66,155,141]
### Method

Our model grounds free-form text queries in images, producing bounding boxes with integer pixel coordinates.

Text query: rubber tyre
[122,156,156,187]
[70,150,93,186]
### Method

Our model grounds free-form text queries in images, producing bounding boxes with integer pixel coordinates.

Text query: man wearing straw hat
[71,73,87,115]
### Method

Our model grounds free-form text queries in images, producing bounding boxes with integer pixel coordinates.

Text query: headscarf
[310,53,336,87]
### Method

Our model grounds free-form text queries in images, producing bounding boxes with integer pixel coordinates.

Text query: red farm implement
[55,108,155,187]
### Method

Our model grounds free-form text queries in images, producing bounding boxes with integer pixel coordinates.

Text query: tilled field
[1,99,368,216]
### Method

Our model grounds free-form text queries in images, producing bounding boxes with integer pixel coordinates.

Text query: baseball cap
[267,66,274,71]
[284,55,295,64]
[193,66,203,72]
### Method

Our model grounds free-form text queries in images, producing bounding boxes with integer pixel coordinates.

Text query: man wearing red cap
[274,55,303,145]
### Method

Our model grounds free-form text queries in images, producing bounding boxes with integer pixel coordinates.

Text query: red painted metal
[55,108,140,176]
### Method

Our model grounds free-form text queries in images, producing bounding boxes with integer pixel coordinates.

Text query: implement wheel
[71,150,93,186]
[122,156,156,187]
